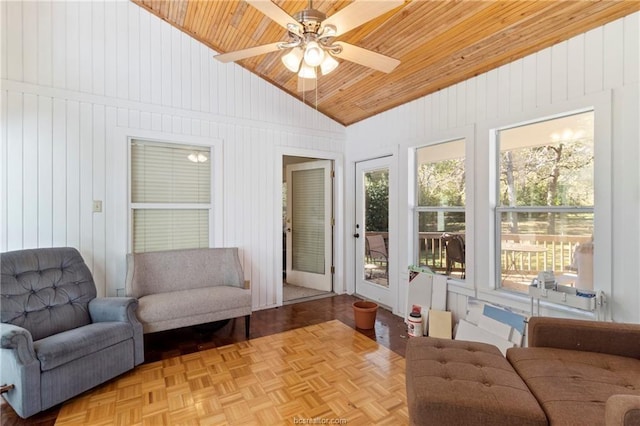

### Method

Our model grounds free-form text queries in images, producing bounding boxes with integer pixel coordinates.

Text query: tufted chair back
[1,247,96,341]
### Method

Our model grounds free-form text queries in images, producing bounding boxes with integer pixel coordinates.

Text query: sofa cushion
[136,286,251,324]
[507,347,640,426]
[406,337,547,426]
[34,322,133,371]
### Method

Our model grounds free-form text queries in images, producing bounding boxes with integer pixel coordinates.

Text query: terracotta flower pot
[352,301,378,329]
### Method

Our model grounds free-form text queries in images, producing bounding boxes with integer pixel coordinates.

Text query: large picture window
[496,111,594,293]
[415,139,466,279]
[130,139,212,253]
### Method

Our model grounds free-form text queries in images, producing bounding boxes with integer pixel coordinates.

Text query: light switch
[93,200,103,213]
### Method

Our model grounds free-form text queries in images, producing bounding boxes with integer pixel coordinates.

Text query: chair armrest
[528,317,640,358]
[606,395,640,426]
[369,249,388,260]
[0,323,37,365]
[0,323,41,417]
[89,297,139,324]
[89,297,144,366]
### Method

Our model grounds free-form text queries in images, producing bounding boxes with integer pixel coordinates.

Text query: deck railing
[417,232,592,276]
[365,232,592,277]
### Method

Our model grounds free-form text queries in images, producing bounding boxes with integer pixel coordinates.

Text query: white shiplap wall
[346,13,640,323]
[0,0,345,310]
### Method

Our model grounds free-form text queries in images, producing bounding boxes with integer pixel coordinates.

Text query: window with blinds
[130,140,211,253]
[291,168,325,274]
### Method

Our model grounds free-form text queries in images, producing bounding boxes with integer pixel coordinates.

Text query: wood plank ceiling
[131,0,640,126]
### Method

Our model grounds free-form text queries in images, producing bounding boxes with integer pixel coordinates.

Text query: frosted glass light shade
[303,41,325,67]
[298,63,316,79]
[320,54,339,75]
[281,48,303,73]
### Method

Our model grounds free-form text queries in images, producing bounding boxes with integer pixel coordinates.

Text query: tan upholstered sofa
[406,316,640,426]
[125,248,251,336]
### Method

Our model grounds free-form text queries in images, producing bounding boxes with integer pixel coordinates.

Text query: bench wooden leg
[245,315,251,338]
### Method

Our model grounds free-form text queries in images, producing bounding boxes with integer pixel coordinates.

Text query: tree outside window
[497,111,594,293]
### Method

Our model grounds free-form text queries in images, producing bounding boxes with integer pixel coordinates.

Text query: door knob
[353,233,360,238]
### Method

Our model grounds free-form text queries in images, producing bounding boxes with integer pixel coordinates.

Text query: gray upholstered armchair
[0,247,144,418]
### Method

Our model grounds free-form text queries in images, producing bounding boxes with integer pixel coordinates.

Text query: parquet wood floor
[0,295,407,426]
[55,320,407,425]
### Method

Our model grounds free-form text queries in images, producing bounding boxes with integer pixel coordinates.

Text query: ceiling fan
[214,0,403,92]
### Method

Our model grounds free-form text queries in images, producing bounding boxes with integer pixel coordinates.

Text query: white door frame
[285,160,333,291]
[274,147,344,307]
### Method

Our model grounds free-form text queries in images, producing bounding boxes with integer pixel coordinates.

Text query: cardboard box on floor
[454,298,527,355]
[428,309,452,339]
[406,266,449,336]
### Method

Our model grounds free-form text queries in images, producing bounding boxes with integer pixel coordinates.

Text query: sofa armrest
[0,323,37,365]
[606,395,640,426]
[528,317,640,358]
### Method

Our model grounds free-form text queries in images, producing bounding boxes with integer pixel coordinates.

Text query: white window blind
[130,140,211,253]
[291,168,325,274]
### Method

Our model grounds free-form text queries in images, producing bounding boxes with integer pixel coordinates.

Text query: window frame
[411,125,475,290]
[482,91,613,312]
[127,135,222,254]
[494,110,595,292]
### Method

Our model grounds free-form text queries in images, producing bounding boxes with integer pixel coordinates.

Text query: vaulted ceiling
[131,0,640,126]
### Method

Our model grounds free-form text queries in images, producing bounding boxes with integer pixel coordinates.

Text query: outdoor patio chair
[365,234,388,278]
[442,233,465,279]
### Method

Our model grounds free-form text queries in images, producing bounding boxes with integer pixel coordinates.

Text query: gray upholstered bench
[125,248,251,336]
[405,337,547,426]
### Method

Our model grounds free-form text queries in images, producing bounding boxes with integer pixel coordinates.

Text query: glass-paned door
[355,157,394,307]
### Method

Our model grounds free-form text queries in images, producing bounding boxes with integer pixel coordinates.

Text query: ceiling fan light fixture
[298,63,317,79]
[320,54,339,76]
[303,41,325,67]
[282,48,303,72]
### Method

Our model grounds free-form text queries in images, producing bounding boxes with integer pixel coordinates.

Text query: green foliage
[417,159,465,207]
[365,170,389,232]
[418,211,465,233]
[499,139,594,207]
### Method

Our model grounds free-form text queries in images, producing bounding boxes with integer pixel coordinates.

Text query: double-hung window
[415,139,466,279]
[130,139,212,253]
[495,111,594,293]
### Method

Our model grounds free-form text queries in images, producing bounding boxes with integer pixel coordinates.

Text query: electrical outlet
[93,200,103,213]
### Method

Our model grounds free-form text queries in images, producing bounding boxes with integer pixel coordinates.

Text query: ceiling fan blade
[297,77,317,92]
[214,42,281,63]
[245,0,301,32]
[335,42,400,73]
[323,0,403,36]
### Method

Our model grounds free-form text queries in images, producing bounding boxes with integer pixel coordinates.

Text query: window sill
[446,279,475,297]
[476,287,599,320]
